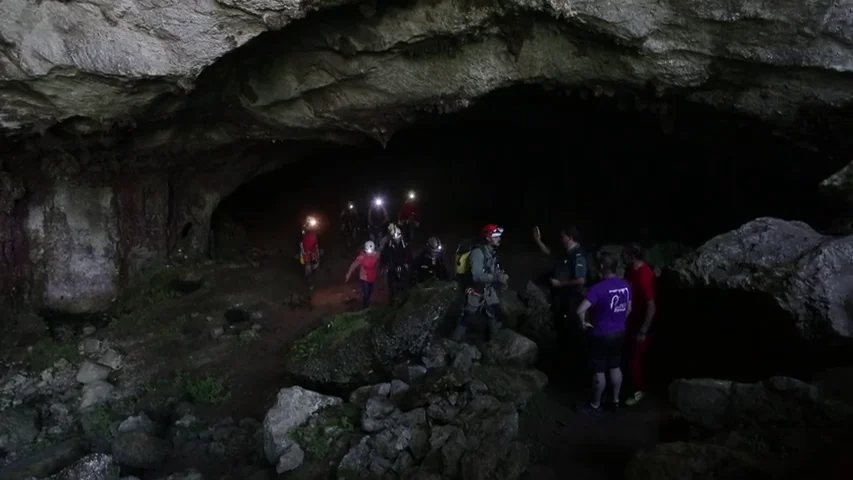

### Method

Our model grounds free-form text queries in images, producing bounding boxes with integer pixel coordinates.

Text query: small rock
[82,325,97,336]
[118,413,158,435]
[176,415,197,428]
[393,363,428,384]
[76,361,111,384]
[349,383,391,406]
[54,358,70,369]
[155,469,203,480]
[80,380,114,411]
[80,338,102,355]
[210,327,224,339]
[479,329,539,368]
[112,431,168,469]
[239,329,259,343]
[275,442,305,473]
[251,323,262,331]
[97,349,124,370]
[390,380,410,401]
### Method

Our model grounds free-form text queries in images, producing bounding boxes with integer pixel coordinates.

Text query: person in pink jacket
[345,240,381,308]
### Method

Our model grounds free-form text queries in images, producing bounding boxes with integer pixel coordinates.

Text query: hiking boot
[576,402,604,417]
[624,391,645,407]
[451,325,468,342]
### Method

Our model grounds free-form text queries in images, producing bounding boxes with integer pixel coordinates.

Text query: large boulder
[663,217,853,380]
[263,386,343,473]
[515,281,558,360]
[285,282,458,391]
[625,376,853,480]
[43,453,120,480]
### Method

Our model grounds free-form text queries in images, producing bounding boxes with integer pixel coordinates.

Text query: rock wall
[25,182,120,314]
[0,145,303,317]
[2,0,853,151]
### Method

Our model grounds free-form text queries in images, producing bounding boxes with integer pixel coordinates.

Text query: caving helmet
[427,236,442,252]
[364,241,376,253]
[406,190,416,202]
[482,224,504,239]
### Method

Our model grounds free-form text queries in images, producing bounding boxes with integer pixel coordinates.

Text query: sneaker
[624,391,645,407]
[576,402,604,416]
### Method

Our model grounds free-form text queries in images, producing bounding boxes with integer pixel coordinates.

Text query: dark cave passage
[208,83,847,387]
[212,83,844,254]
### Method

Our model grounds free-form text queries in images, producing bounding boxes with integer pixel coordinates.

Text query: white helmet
[364,241,375,253]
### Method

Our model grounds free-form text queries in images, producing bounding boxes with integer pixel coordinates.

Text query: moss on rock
[284,281,458,391]
[290,403,361,459]
[288,308,389,361]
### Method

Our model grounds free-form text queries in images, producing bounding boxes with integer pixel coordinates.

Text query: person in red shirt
[345,241,381,308]
[300,217,320,291]
[621,243,657,406]
[398,190,421,242]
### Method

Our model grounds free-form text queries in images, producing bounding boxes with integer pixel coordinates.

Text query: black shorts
[587,331,625,373]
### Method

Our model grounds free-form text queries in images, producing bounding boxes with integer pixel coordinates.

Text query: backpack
[454,239,479,276]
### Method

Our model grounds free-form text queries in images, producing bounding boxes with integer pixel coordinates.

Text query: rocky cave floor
[2,236,853,480]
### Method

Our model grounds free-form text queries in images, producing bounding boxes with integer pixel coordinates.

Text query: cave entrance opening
[210,83,844,384]
[210,143,382,260]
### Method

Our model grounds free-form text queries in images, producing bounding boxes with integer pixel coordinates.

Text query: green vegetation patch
[187,374,232,405]
[287,308,389,360]
[26,338,80,371]
[290,403,361,459]
[86,404,114,437]
[287,281,452,362]
[139,369,231,407]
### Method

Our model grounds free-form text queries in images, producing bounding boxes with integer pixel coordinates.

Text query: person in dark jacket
[533,224,589,376]
[380,223,412,305]
[412,236,448,284]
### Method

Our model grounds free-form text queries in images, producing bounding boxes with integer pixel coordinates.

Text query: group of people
[344,224,448,307]
[340,191,421,246]
[304,209,656,415]
[531,225,656,415]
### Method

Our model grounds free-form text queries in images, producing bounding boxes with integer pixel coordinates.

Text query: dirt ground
[20,225,674,479]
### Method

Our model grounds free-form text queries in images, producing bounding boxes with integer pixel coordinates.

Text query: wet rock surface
[625,376,853,480]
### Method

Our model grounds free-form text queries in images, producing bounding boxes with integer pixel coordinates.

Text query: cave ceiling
[1,0,852,164]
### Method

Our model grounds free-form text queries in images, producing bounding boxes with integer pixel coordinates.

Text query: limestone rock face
[25,184,119,313]
[668,217,853,365]
[1,0,852,149]
[0,0,347,132]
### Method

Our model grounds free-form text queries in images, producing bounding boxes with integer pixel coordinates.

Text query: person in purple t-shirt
[575,252,632,415]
